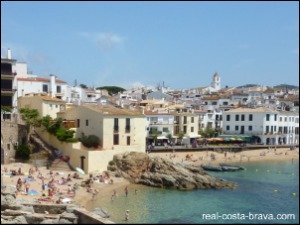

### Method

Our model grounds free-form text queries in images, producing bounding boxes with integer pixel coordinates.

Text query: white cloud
[79,32,125,51]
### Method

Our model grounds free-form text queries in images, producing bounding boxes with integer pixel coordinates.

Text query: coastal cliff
[107,152,236,190]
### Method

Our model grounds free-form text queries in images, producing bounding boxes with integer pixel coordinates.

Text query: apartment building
[59,104,146,151]
[18,93,66,119]
[222,107,299,145]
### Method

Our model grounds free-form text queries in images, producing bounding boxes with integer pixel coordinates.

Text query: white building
[222,107,299,145]
[145,110,175,145]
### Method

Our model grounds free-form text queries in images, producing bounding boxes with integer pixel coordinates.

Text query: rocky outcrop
[1,190,113,224]
[108,152,236,190]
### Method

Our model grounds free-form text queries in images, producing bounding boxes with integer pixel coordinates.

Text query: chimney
[50,74,56,97]
[7,48,12,59]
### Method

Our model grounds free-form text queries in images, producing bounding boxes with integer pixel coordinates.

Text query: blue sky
[1,1,299,89]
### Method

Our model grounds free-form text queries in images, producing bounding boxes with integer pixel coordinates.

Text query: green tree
[19,108,41,132]
[79,84,88,89]
[199,127,216,138]
[41,115,52,130]
[96,86,126,95]
[166,133,172,141]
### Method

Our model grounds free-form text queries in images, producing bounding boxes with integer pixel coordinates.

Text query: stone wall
[1,121,27,164]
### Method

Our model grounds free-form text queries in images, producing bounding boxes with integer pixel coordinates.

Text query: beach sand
[151,147,299,166]
[1,147,298,212]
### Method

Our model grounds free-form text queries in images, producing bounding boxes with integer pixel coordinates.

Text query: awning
[189,134,201,138]
[157,136,168,140]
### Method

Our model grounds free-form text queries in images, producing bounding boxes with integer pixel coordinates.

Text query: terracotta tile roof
[83,104,144,116]
[17,77,67,84]
[226,107,276,113]
[20,94,65,102]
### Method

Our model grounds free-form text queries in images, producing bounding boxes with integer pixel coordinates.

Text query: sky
[1,1,299,89]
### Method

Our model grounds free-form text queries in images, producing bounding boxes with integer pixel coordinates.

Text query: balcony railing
[1,89,16,94]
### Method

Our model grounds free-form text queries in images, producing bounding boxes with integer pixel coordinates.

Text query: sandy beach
[1,147,298,212]
[151,147,299,166]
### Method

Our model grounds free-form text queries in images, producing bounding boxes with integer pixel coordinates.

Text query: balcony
[1,72,17,79]
[1,89,16,94]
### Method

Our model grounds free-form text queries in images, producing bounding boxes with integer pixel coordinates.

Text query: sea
[91,160,299,224]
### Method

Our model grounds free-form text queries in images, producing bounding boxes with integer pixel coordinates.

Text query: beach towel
[28,189,39,196]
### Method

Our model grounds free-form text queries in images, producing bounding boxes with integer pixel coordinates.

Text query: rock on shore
[107,152,236,190]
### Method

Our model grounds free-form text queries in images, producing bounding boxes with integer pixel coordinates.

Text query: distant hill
[96,86,126,95]
[236,84,259,89]
[273,84,299,90]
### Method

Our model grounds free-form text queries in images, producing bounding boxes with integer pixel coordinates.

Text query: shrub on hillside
[80,133,100,148]
[56,127,76,142]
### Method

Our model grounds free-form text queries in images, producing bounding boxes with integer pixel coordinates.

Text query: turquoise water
[94,161,299,224]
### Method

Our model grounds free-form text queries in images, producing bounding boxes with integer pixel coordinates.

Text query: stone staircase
[29,132,74,172]
[50,159,72,172]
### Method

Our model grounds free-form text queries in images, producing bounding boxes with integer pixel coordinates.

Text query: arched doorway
[266,138,270,145]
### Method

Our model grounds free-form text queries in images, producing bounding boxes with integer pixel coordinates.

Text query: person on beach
[92,189,99,200]
[25,183,30,195]
[125,210,129,221]
[125,186,128,197]
[111,189,117,201]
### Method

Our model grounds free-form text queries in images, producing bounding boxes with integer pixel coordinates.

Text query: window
[274,114,277,121]
[125,118,130,133]
[241,114,245,121]
[56,86,61,93]
[162,127,169,133]
[226,115,230,121]
[174,126,180,134]
[223,102,228,105]
[235,126,239,131]
[279,117,282,122]
[114,118,119,132]
[77,119,80,127]
[266,114,270,121]
[113,134,119,145]
[183,126,187,134]
[249,114,253,121]
[191,127,194,132]
[191,117,194,123]
[183,116,187,124]
[226,125,230,131]
[284,117,287,122]
[235,115,239,121]
[86,120,89,126]
[42,84,48,92]
[127,136,131,145]
[55,104,58,108]
[248,126,252,131]
[266,126,269,133]
[212,102,217,105]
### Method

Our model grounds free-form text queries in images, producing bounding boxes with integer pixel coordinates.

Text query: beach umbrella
[76,167,85,175]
